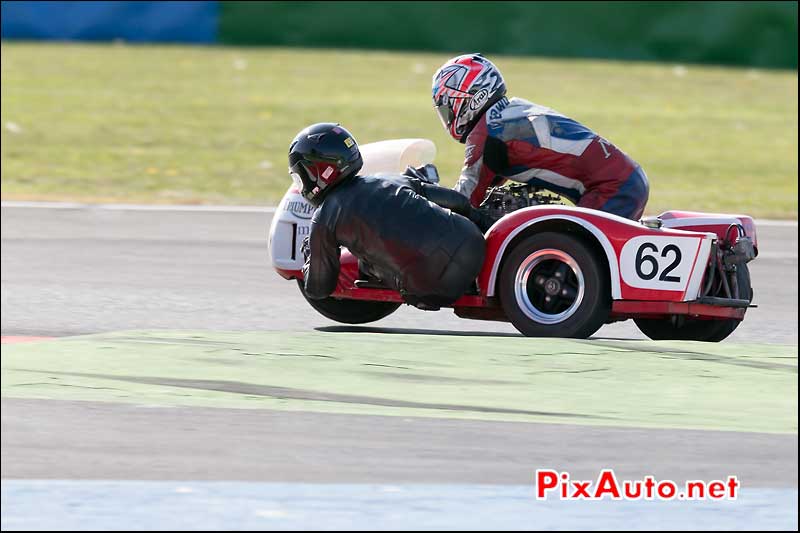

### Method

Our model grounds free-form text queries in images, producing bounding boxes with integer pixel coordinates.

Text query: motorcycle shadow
[314,327,644,342]
[315,325,523,337]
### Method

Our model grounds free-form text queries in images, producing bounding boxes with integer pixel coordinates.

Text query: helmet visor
[434,103,454,130]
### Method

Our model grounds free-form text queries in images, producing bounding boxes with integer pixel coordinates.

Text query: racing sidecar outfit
[456,97,650,220]
[303,174,486,308]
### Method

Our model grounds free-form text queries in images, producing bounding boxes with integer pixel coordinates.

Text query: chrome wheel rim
[514,249,585,324]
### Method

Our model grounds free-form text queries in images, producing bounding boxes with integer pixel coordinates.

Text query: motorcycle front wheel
[297,280,401,324]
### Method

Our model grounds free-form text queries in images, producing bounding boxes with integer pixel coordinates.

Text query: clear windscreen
[289,169,304,191]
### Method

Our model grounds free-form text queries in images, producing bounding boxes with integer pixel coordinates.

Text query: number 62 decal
[620,236,701,291]
[635,242,681,282]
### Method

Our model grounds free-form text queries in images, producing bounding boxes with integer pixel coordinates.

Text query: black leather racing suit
[302,174,487,308]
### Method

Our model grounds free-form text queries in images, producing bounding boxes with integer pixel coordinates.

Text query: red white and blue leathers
[456,97,649,220]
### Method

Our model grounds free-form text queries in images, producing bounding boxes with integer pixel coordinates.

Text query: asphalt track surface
[2,398,796,486]
[1,204,797,529]
[1,205,797,342]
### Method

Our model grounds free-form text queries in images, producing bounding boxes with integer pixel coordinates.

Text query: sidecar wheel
[297,280,401,324]
[498,232,610,338]
[634,263,752,342]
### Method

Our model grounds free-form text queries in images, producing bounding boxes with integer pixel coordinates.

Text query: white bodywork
[269,139,437,271]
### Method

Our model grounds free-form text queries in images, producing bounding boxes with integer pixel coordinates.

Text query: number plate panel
[619,236,702,292]
[268,187,314,270]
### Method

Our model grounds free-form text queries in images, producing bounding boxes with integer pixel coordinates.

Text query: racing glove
[402,164,440,185]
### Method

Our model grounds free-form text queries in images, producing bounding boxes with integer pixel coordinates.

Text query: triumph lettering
[284,201,315,220]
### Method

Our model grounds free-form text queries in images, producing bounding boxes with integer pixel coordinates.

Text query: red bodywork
[657,210,758,250]
[276,205,756,323]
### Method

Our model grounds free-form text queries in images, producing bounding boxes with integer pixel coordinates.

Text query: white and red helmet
[432,53,506,143]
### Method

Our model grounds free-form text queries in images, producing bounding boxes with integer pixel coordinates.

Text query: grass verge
[1,43,797,217]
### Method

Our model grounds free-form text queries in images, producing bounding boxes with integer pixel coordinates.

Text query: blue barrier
[1,1,218,43]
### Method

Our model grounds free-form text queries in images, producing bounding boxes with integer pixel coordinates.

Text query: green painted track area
[1,331,796,434]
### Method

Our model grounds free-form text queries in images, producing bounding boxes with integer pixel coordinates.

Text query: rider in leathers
[289,123,490,309]
[432,54,650,220]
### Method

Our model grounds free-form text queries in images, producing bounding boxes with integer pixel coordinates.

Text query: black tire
[634,263,752,342]
[498,232,610,338]
[297,280,401,324]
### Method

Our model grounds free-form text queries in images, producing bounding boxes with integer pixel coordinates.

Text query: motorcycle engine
[478,184,564,221]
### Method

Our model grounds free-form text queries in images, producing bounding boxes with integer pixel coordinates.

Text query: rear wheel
[498,232,610,338]
[297,280,401,324]
[634,263,752,342]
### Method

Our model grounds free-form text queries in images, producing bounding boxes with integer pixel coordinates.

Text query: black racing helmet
[288,123,363,206]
